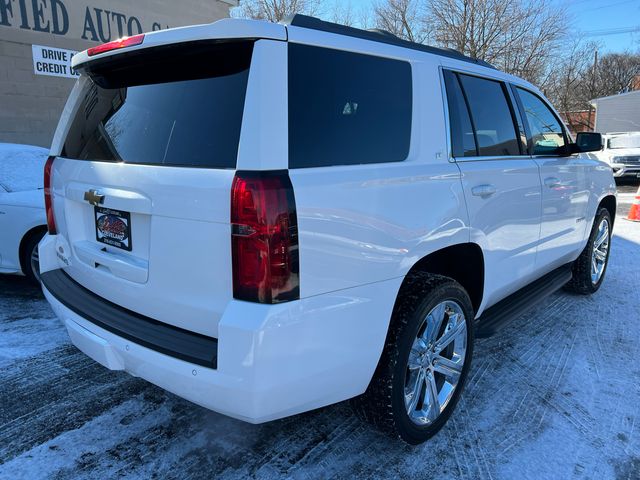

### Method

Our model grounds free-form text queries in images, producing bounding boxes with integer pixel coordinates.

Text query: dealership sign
[0,1,170,41]
[32,44,79,78]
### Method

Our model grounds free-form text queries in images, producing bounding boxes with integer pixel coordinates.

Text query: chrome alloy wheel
[591,217,610,285]
[404,300,467,425]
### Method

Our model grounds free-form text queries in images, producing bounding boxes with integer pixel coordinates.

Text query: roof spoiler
[72,18,287,70]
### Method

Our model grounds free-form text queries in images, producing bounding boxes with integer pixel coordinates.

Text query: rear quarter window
[62,41,253,169]
[288,44,412,168]
[443,70,477,157]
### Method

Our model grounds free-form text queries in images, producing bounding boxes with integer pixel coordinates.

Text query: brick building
[0,0,238,147]
[560,110,596,138]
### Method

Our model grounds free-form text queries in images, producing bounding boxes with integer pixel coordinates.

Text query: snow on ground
[0,206,639,479]
[0,143,48,192]
[0,278,68,369]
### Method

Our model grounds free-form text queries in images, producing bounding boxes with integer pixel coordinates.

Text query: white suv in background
[595,132,640,178]
[39,15,616,444]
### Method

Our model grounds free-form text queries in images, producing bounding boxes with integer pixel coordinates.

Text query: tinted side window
[516,88,566,155]
[289,44,412,168]
[443,70,477,157]
[62,42,253,168]
[458,74,520,156]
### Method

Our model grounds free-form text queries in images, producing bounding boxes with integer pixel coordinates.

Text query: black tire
[564,207,612,295]
[351,273,474,444]
[20,230,46,285]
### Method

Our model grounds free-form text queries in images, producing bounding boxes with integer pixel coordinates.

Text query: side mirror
[571,132,602,153]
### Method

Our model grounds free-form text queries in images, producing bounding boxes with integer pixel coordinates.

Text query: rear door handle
[544,177,561,188]
[471,184,497,198]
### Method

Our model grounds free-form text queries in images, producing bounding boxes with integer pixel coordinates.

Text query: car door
[512,86,590,271]
[443,70,542,309]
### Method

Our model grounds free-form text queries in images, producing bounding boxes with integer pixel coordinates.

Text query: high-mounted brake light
[87,34,145,57]
[44,156,56,235]
[231,171,300,304]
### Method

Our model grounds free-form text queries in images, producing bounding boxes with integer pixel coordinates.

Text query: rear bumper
[42,270,218,367]
[43,269,402,423]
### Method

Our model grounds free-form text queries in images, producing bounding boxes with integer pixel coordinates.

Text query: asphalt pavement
[1,183,639,480]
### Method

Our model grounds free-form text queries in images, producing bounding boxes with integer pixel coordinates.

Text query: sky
[338,0,640,53]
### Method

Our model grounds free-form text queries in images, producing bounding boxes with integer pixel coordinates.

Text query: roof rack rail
[280,14,495,69]
[366,28,399,39]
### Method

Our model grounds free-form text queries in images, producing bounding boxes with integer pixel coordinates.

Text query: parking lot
[1,185,639,480]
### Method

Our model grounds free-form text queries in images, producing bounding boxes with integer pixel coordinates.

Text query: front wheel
[565,208,612,295]
[352,273,474,444]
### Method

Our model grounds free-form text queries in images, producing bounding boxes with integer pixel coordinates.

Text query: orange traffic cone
[627,185,640,222]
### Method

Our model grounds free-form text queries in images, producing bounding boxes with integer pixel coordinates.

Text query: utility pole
[587,48,598,131]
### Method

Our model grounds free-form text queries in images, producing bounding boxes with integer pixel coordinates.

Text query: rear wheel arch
[398,243,485,315]
[598,195,616,226]
[19,225,47,276]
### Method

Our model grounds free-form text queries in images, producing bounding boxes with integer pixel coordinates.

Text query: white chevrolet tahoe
[39,15,617,444]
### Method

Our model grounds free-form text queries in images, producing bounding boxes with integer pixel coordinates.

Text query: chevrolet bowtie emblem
[84,189,105,206]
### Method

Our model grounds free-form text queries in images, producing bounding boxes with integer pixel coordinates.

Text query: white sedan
[0,143,48,284]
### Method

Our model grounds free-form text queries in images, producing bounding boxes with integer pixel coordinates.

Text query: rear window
[288,44,412,168]
[62,42,253,168]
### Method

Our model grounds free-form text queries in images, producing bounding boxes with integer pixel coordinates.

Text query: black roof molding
[281,14,495,69]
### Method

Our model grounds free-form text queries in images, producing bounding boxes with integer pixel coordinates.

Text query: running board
[474,264,573,338]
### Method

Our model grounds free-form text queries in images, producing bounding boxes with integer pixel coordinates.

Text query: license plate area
[94,206,132,251]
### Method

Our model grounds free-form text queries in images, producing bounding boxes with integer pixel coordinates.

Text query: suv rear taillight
[87,34,145,56]
[44,156,56,234]
[231,171,299,304]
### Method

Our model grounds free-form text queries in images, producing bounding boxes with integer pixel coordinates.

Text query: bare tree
[591,52,640,95]
[373,0,430,43]
[330,1,357,27]
[546,40,595,108]
[232,0,322,23]
[329,0,375,28]
[544,45,640,132]
[545,39,600,132]
[371,0,566,86]
[427,0,565,86]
